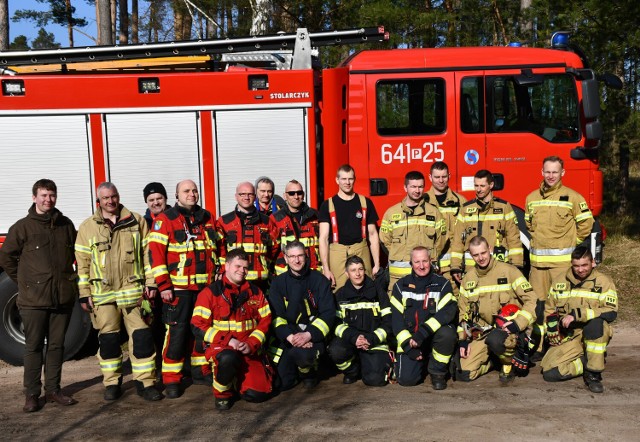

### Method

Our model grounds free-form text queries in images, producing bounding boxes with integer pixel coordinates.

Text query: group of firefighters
[0,155,618,412]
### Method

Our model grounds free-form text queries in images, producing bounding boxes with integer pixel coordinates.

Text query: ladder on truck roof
[0,27,388,71]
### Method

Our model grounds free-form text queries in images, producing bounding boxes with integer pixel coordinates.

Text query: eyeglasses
[237,192,255,197]
[285,190,304,196]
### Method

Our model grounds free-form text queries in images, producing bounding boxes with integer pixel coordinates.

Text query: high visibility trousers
[91,303,156,388]
[541,320,613,380]
[328,336,390,387]
[207,347,273,401]
[529,265,569,353]
[458,329,518,382]
[329,240,372,291]
[161,290,209,385]
[395,325,456,386]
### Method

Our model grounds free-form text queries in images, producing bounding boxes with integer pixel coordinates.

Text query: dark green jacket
[0,204,78,309]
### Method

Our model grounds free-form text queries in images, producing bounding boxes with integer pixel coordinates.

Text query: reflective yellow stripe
[390,296,404,313]
[204,327,218,343]
[311,318,330,336]
[397,329,411,346]
[147,232,169,244]
[258,304,271,318]
[335,323,349,338]
[162,361,183,373]
[336,357,354,371]
[193,306,211,319]
[575,212,593,222]
[212,319,257,331]
[249,329,266,344]
[373,328,387,343]
[274,317,288,328]
[131,360,155,373]
[213,379,231,392]
[99,359,122,371]
[426,317,441,332]
[436,293,454,310]
[191,356,207,366]
[432,348,451,364]
[528,200,574,209]
[572,357,584,375]
[585,340,607,354]
[75,244,92,254]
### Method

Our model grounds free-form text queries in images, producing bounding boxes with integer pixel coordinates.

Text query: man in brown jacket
[0,179,79,412]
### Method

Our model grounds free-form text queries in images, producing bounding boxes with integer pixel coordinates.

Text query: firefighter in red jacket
[216,181,279,292]
[271,179,321,275]
[191,248,273,410]
[148,179,218,399]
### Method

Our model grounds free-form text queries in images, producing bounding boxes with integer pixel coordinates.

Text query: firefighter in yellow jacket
[540,247,617,393]
[525,156,594,358]
[455,236,536,383]
[75,182,160,402]
[425,161,466,292]
[451,170,522,284]
[380,170,446,294]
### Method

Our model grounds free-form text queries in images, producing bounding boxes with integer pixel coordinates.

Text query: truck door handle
[370,178,388,196]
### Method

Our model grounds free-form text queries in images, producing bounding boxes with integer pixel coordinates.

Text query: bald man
[216,181,279,293]
[148,179,219,398]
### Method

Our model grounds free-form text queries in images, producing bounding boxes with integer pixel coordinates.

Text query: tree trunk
[118,0,128,44]
[0,0,8,51]
[111,0,117,43]
[64,0,74,47]
[131,0,138,44]
[520,0,532,44]
[96,0,113,45]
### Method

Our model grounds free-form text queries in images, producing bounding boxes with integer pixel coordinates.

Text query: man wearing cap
[143,182,168,229]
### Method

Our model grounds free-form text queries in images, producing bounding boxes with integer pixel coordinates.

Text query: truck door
[483,70,583,209]
[454,72,487,199]
[364,72,457,211]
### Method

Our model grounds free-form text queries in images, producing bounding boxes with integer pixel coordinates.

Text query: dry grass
[599,234,640,322]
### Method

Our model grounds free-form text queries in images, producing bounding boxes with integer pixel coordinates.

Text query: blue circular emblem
[464,149,479,165]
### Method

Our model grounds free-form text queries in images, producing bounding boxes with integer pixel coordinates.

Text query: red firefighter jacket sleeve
[147,212,173,292]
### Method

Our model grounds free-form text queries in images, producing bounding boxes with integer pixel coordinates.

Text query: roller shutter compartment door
[214,108,308,215]
[0,115,92,233]
[104,112,202,217]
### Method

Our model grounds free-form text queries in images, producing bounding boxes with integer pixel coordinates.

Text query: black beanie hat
[143,182,168,202]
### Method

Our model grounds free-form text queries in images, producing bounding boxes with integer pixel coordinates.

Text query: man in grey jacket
[0,179,79,412]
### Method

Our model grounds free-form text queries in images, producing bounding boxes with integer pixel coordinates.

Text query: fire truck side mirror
[491,174,504,191]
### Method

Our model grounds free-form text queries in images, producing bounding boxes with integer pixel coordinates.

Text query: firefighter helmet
[495,304,520,328]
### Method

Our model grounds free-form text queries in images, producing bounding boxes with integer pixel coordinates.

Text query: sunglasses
[285,190,305,196]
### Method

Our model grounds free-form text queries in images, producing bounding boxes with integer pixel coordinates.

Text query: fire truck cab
[0,28,615,364]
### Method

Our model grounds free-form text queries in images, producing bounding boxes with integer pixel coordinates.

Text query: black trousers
[328,336,390,386]
[20,307,72,396]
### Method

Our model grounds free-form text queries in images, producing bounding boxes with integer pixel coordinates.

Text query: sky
[9,1,110,48]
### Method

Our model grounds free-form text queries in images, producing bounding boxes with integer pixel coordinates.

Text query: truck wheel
[0,273,92,366]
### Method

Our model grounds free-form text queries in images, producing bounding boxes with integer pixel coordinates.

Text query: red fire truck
[0,27,618,364]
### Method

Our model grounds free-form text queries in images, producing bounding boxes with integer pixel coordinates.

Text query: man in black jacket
[0,179,78,412]
[268,241,335,390]
[329,256,392,386]
[390,247,458,390]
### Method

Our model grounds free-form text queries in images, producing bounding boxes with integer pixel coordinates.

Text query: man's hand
[289,331,312,348]
[237,341,250,355]
[501,321,519,334]
[355,335,370,350]
[371,264,380,279]
[459,341,470,359]
[561,315,575,329]
[228,338,241,351]
[79,297,94,312]
[409,338,420,348]
[452,272,462,283]
[160,289,174,302]
[323,269,336,288]
[145,287,157,299]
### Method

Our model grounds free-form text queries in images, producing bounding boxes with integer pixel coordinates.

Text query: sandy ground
[1,325,640,442]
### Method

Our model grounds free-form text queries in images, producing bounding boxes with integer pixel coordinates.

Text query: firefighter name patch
[497,278,508,285]
[493,208,503,214]
[554,282,567,291]
[153,220,163,231]
[579,202,589,212]
[520,281,533,292]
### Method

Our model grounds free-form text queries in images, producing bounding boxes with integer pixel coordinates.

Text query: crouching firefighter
[268,241,335,390]
[390,246,457,390]
[455,236,537,383]
[540,247,618,393]
[147,180,218,398]
[329,256,393,386]
[191,248,273,410]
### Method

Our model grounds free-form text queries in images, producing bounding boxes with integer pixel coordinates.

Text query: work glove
[504,321,520,334]
[405,348,422,361]
[511,334,531,376]
[546,313,562,346]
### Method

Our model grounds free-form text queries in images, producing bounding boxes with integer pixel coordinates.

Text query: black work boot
[215,397,232,410]
[430,374,447,391]
[498,365,515,384]
[104,385,122,401]
[583,371,604,393]
[135,381,162,401]
[164,383,182,399]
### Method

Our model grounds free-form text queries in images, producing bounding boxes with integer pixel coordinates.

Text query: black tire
[0,272,92,366]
